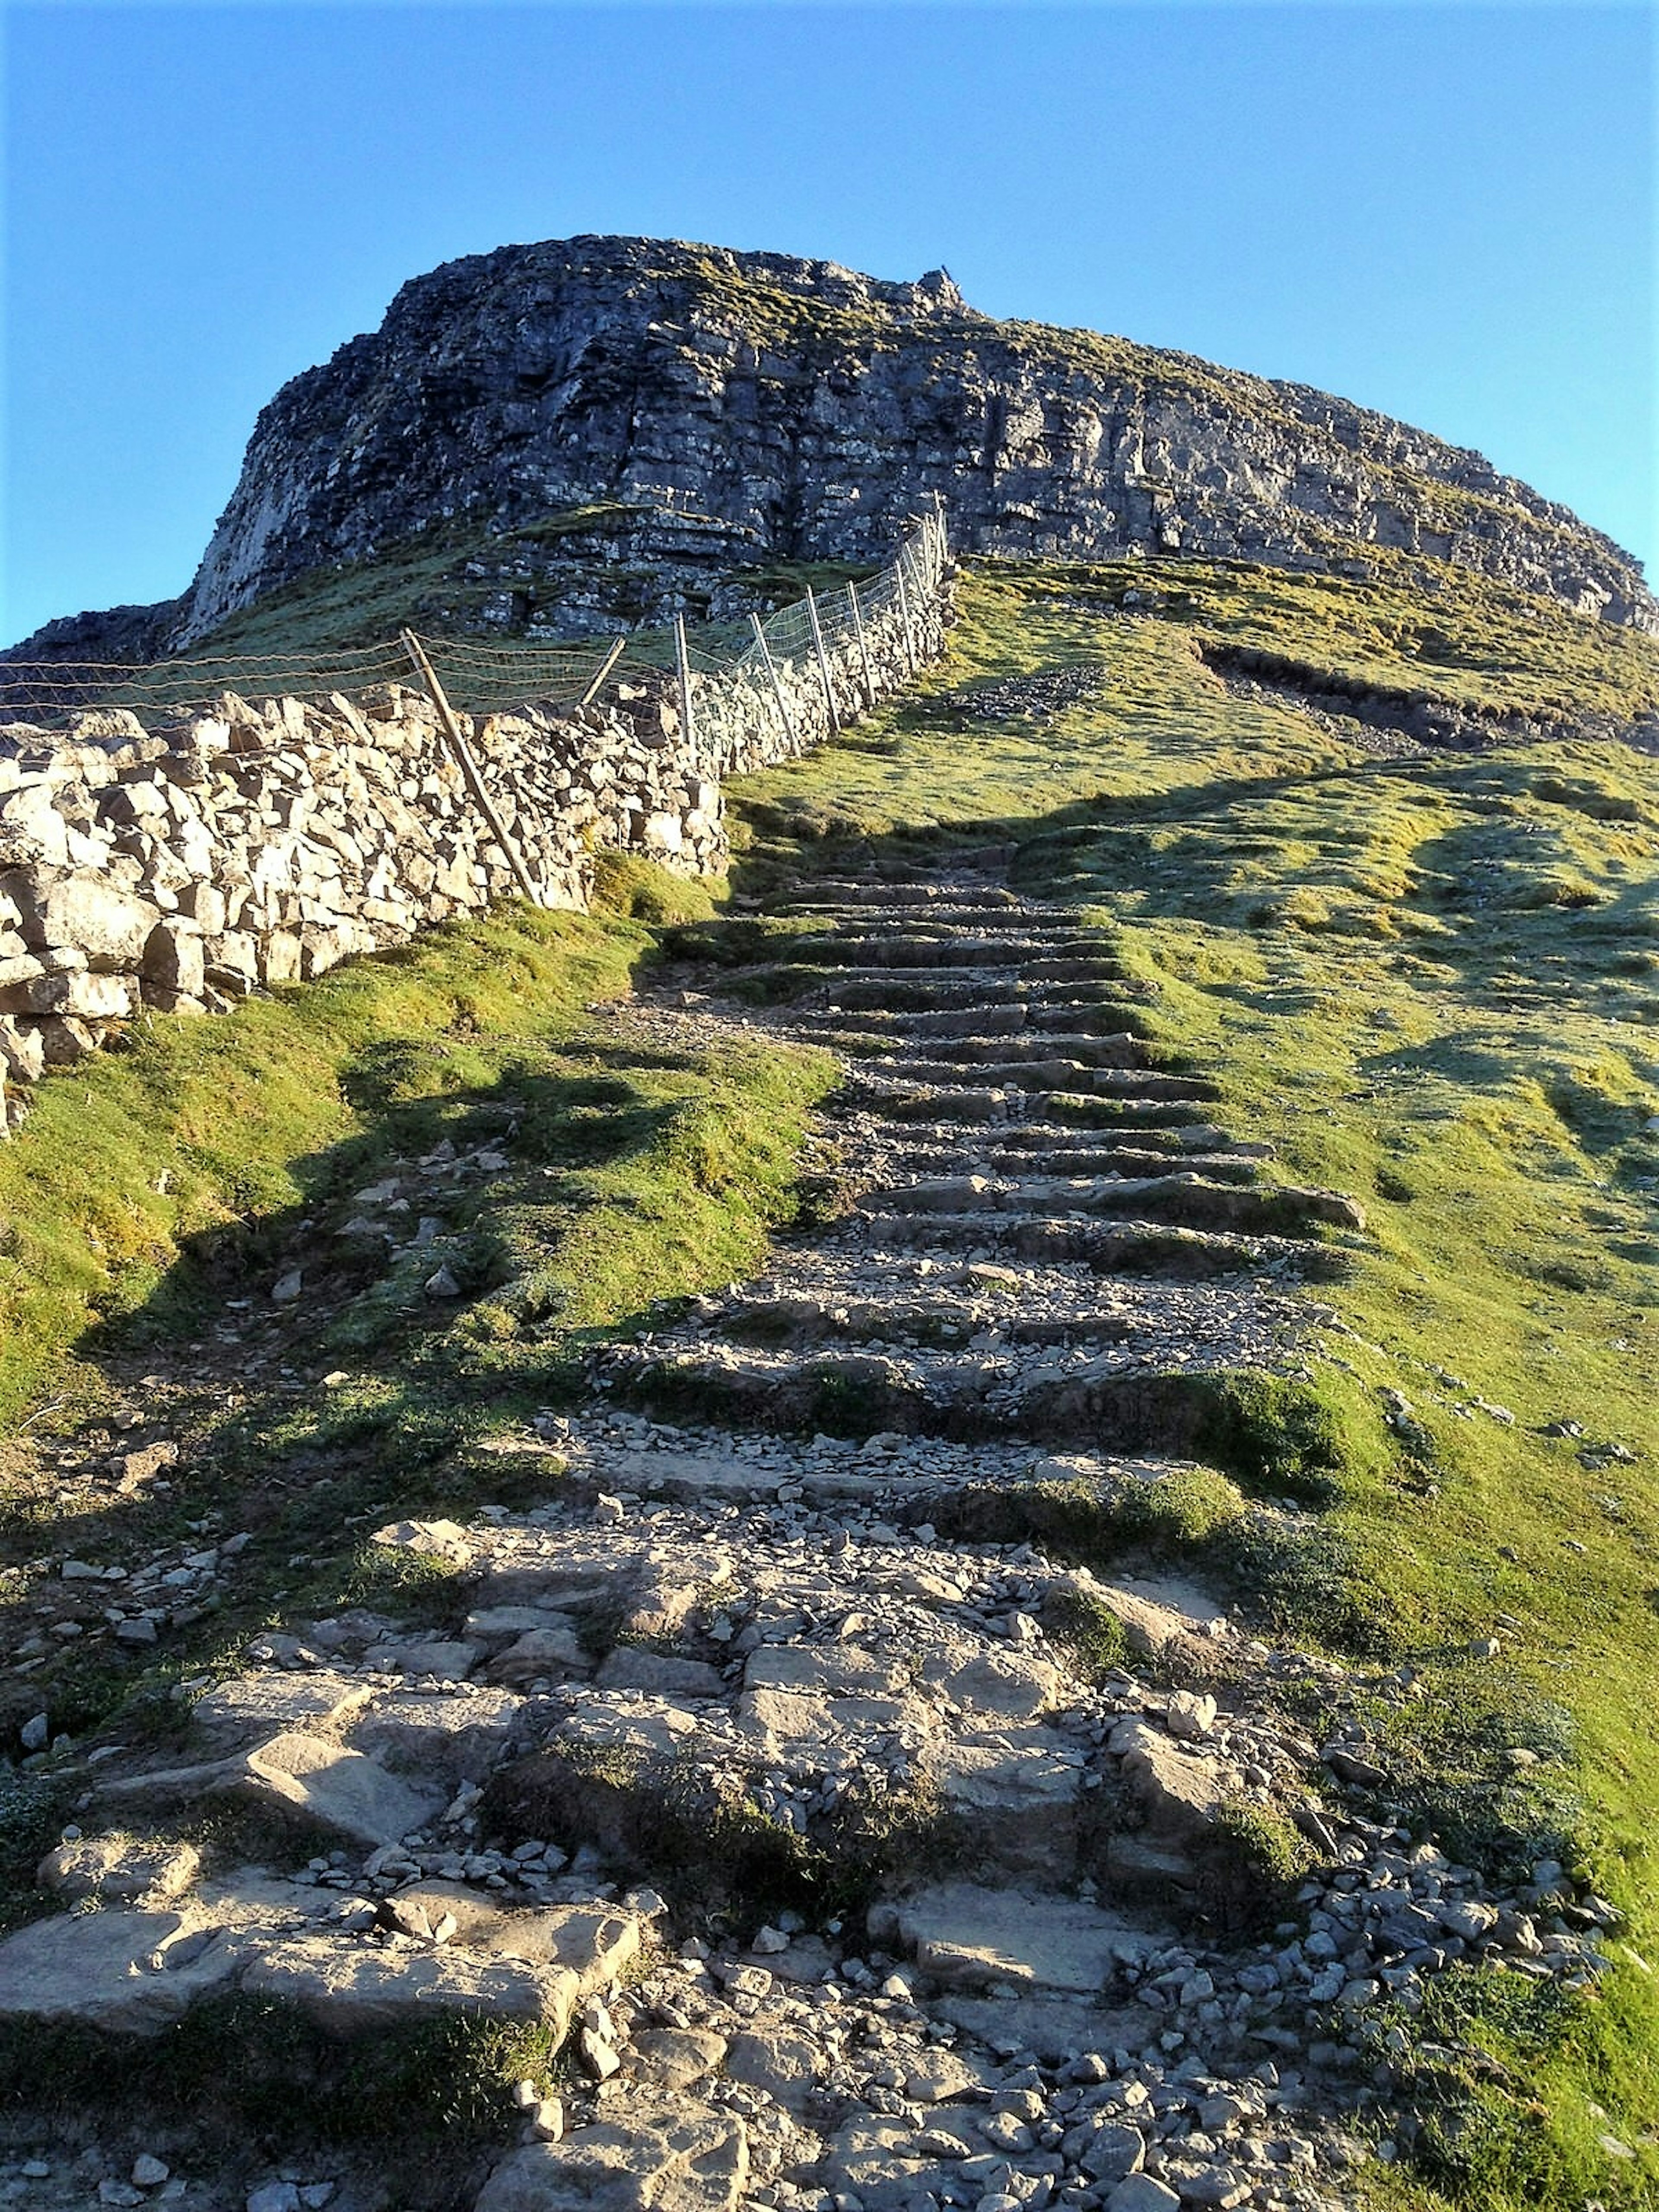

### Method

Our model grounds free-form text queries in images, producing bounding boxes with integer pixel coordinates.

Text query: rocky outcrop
[9,235,1651,661]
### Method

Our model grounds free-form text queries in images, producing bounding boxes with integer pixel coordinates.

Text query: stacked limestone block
[0,543,949,1131]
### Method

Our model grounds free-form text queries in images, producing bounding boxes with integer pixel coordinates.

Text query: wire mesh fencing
[0,508,949,737]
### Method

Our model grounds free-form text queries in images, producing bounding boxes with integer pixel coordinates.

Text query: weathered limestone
[0,526,947,1128]
[473,2102,748,2212]
[23,237,1646,655]
[891,1883,1156,1995]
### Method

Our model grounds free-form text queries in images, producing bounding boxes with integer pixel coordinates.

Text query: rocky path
[0,857,1616,2212]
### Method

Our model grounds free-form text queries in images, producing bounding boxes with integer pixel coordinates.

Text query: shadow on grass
[0,947,832,1843]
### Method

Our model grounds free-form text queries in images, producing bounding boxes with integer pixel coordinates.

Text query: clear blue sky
[3,2,1653,646]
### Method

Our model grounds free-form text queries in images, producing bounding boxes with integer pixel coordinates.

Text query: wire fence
[0,508,948,736]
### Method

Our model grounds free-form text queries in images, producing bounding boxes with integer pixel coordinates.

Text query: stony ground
[0,857,1621,2212]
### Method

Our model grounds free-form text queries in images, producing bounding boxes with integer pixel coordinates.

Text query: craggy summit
[14,234,1654,658]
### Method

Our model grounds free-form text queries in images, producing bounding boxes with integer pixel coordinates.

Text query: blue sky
[3,2,1653,645]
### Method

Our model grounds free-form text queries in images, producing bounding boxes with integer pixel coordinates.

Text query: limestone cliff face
[16,235,1656,655]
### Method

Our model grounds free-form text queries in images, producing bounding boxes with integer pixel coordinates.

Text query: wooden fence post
[750,614,797,748]
[804,587,841,735]
[847,582,877,712]
[674,613,698,762]
[578,636,626,709]
[894,559,919,672]
[400,630,542,907]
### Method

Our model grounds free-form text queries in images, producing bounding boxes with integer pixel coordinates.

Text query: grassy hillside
[0,865,834,1873]
[1,548,1655,2205]
[728,555,1659,2210]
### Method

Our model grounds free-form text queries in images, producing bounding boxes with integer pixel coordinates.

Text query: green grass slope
[1,547,1655,2205]
[728,554,1659,2210]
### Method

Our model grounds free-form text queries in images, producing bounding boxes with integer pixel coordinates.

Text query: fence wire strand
[0,511,946,735]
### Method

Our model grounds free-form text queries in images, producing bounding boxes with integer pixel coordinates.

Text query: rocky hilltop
[13,233,1655,657]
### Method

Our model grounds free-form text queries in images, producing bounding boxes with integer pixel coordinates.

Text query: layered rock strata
[10,235,1651,661]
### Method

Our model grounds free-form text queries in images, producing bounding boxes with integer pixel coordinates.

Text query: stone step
[821,1001,1157,1042]
[805,970,1146,1010]
[712,1287,1143,1351]
[775,897,1037,925]
[872,1118,1262,1160]
[880,1141,1268,1183]
[849,1208,1345,1279]
[860,1063,1219,1102]
[858,1082,1224,1128]
[787,933,1112,972]
[887,1882,1161,1996]
[596,1339,1271,1456]
[886,1031,1156,1070]
[873,1172,1363,1237]
[766,880,1021,911]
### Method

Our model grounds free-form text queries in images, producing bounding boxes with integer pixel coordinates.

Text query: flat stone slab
[920,1646,1063,1719]
[193,1670,375,1740]
[595,1648,726,1699]
[894,1882,1156,1994]
[489,1625,593,1685]
[241,1935,579,2036]
[602,1447,883,1504]
[629,2026,729,2092]
[467,1605,585,1647]
[813,2119,942,2212]
[242,1731,440,1845]
[0,1909,242,2034]
[367,1637,483,1680]
[37,1833,201,1904]
[1110,1720,1227,1842]
[372,1518,476,1566]
[559,1697,702,1757]
[744,1645,909,1697]
[101,1730,442,1847]
[928,1738,1081,1875]
[721,2026,826,2117]
[934,1992,1157,2063]
[391,1887,640,1992]
[473,2100,747,2212]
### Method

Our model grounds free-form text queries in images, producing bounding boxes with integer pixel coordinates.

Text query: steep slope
[0,555,1656,2209]
[11,234,1653,659]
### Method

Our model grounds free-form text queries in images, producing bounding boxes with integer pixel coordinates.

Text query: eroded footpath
[0,856,1619,2212]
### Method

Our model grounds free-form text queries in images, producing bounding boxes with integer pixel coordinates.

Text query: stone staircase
[0,857,1611,2212]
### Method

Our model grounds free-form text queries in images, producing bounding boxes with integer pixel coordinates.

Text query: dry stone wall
[0,538,948,1130]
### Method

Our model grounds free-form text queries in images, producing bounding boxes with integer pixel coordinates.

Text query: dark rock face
[12,234,1654,657]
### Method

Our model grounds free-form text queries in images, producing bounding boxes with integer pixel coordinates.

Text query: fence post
[400,630,543,908]
[804,587,841,735]
[847,582,878,712]
[894,559,919,672]
[673,613,699,766]
[578,636,626,709]
[750,614,797,748]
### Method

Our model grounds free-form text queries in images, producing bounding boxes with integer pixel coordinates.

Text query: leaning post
[674,613,699,765]
[894,557,919,672]
[847,582,878,712]
[750,614,798,749]
[578,635,627,709]
[400,630,542,907]
[804,587,842,736]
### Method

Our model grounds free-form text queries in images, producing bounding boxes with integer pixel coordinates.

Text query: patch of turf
[0,864,833,1917]
[721,553,1659,2205]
